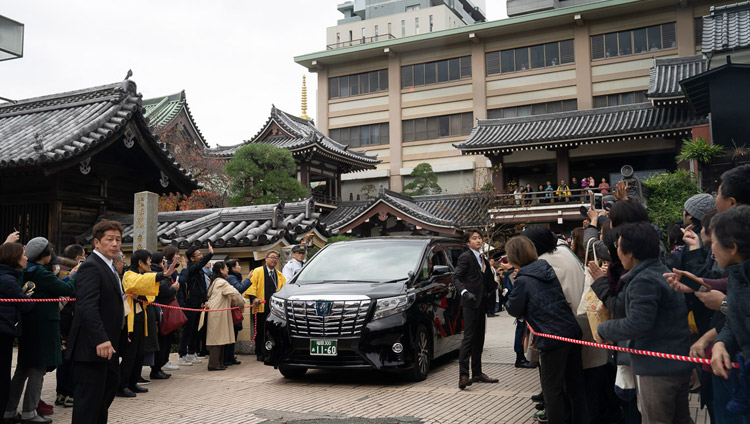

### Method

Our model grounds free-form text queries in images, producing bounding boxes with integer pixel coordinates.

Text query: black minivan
[262,237,466,381]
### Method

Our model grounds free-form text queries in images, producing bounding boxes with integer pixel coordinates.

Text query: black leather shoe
[207,366,227,371]
[472,373,499,383]
[458,375,473,390]
[535,402,545,411]
[531,392,544,402]
[137,376,150,385]
[116,388,136,398]
[515,359,534,369]
[229,358,241,365]
[149,371,171,380]
[130,385,148,393]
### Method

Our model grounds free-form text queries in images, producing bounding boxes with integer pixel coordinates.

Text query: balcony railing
[312,193,340,206]
[327,34,397,50]
[487,188,609,223]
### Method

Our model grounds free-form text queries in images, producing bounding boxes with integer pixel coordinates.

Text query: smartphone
[78,259,85,265]
[679,273,712,292]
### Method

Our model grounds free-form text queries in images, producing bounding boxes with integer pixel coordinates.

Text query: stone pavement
[26,311,708,423]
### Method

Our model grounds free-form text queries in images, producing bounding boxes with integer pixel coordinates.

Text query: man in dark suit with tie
[66,220,125,423]
[452,229,499,389]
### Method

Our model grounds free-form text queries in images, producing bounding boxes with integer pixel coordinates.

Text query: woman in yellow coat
[203,261,245,371]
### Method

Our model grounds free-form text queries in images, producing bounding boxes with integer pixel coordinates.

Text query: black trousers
[486,289,497,315]
[0,334,14,419]
[459,305,486,377]
[178,310,199,357]
[255,311,269,360]
[118,319,144,389]
[72,359,119,424]
[152,331,174,373]
[224,323,241,364]
[540,343,589,424]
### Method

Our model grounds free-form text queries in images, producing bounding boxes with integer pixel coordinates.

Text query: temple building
[0,79,198,248]
[211,105,380,206]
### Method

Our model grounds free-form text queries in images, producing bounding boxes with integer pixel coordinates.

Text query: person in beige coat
[202,261,245,371]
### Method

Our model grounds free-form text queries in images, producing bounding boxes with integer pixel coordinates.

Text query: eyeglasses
[267,256,279,260]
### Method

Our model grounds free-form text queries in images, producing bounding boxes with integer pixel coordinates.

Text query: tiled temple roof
[647,55,707,101]
[702,1,750,56]
[143,90,208,148]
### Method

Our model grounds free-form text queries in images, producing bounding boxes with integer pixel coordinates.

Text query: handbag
[576,238,603,317]
[231,307,244,324]
[158,299,187,336]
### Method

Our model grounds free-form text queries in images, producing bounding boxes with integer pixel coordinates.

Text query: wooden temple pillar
[298,163,311,189]
[556,148,570,185]
[488,154,505,193]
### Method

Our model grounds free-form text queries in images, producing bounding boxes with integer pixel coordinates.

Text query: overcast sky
[1,1,507,148]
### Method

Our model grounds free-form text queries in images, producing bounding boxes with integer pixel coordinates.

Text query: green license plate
[310,339,337,356]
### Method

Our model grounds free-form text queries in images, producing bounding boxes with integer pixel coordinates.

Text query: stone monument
[133,191,159,252]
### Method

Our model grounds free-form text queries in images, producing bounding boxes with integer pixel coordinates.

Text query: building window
[375,25,379,38]
[694,17,703,46]
[336,33,340,44]
[349,30,353,42]
[429,15,433,32]
[486,40,574,75]
[415,17,420,34]
[593,91,647,108]
[329,69,389,99]
[401,56,471,88]
[401,20,406,37]
[488,99,578,119]
[361,27,366,42]
[388,22,392,36]
[591,22,676,59]
[402,112,473,142]
[406,4,421,11]
[329,123,390,147]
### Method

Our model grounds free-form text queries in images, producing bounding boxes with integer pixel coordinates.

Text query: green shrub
[676,138,724,164]
[643,170,701,235]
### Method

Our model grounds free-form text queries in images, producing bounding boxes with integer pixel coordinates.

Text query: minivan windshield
[294,240,425,284]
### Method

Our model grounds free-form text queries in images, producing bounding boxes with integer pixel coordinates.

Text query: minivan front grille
[286,299,372,337]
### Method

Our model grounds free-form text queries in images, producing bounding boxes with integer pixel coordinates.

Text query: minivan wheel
[409,325,432,382]
[279,366,307,379]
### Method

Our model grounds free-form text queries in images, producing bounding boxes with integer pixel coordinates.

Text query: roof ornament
[79,157,91,175]
[159,170,170,188]
[300,75,311,120]
[124,69,133,80]
[272,200,285,228]
[123,129,135,148]
[33,133,44,153]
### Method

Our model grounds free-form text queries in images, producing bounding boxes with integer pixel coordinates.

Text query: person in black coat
[66,220,125,424]
[150,252,180,379]
[451,229,499,389]
[177,243,213,364]
[505,235,588,424]
[0,243,33,421]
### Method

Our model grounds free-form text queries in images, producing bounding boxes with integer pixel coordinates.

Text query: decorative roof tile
[0,80,199,189]
[647,55,708,100]
[77,198,332,248]
[702,1,750,56]
[210,106,379,169]
[322,188,489,232]
[143,90,209,148]
[455,103,706,154]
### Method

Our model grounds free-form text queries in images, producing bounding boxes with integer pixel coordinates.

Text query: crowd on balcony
[508,176,611,206]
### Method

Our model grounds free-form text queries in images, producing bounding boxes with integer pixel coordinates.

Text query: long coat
[205,278,245,347]
[20,264,76,368]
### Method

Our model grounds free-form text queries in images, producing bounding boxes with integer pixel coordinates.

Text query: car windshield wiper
[297,279,351,284]
[353,277,410,284]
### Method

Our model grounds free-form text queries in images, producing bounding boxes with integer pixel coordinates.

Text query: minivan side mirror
[431,265,451,276]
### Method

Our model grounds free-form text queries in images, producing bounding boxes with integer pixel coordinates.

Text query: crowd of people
[478,164,750,424]
[0,219,304,423]
[510,176,611,206]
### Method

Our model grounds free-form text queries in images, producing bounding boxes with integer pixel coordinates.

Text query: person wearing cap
[282,245,306,282]
[5,237,76,424]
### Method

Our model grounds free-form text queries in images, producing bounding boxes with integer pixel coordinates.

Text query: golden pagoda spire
[300,75,311,120]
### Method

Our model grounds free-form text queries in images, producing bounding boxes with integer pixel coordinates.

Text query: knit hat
[25,237,59,264]
[684,193,716,221]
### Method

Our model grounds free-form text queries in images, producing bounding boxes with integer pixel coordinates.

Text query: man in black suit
[452,229,499,389]
[67,220,125,423]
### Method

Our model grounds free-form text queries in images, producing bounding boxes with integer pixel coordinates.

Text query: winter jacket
[716,260,750,359]
[185,253,213,307]
[19,263,76,368]
[539,247,584,313]
[226,273,251,295]
[0,264,32,336]
[204,278,245,346]
[597,258,692,376]
[505,259,582,351]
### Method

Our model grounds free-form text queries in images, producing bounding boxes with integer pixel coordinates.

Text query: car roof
[330,236,461,245]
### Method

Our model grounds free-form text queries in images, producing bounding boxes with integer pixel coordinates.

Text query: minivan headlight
[373,294,416,320]
[270,296,286,320]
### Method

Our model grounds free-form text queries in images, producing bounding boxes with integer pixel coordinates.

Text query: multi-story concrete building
[297,0,728,201]
[327,0,486,49]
